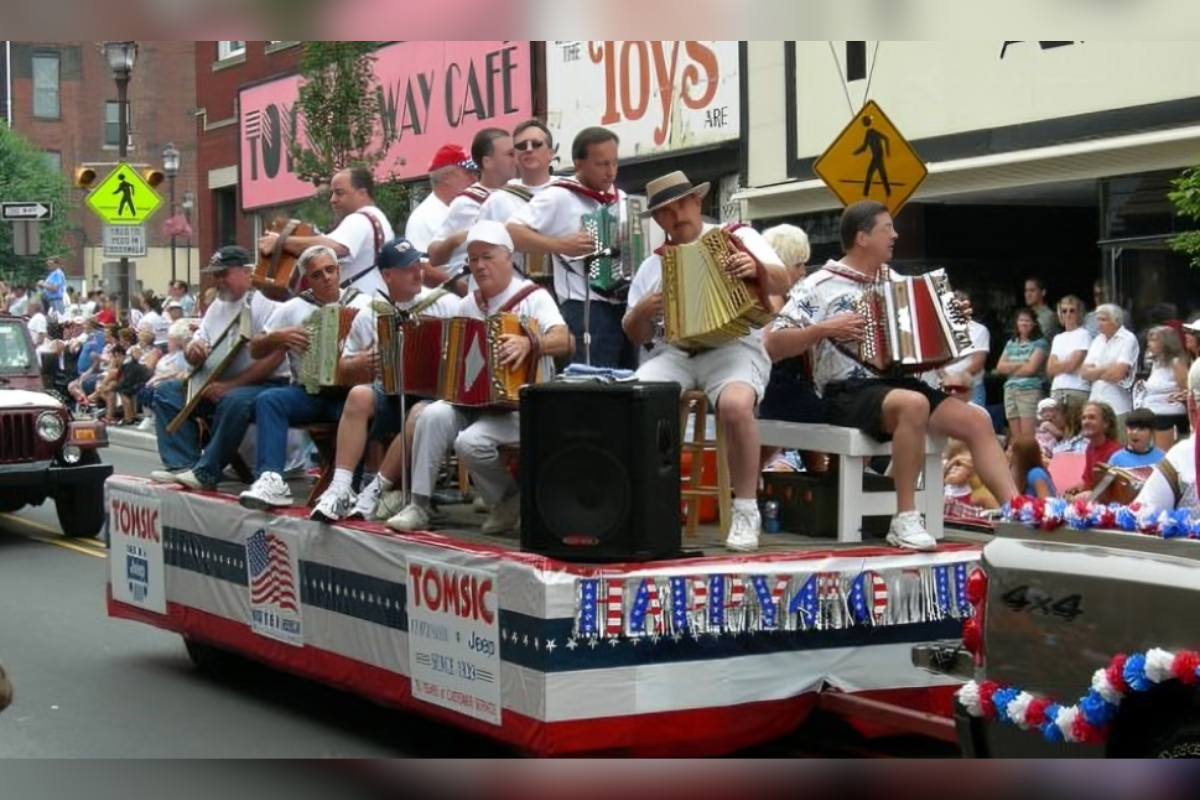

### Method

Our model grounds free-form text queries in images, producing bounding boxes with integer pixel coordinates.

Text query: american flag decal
[629,579,663,635]
[850,571,889,626]
[691,577,708,611]
[247,530,298,613]
[604,579,624,638]
[790,574,819,628]
[579,579,600,637]
[670,576,689,633]
[953,563,969,615]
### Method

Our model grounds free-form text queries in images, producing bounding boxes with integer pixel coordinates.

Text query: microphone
[438,263,472,289]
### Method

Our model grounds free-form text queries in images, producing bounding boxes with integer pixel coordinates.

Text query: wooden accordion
[296,304,360,394]
[1091,464,1155,506]
[254,217,315,300]
[660,227,774,351]
[581,197,650,293]
[845,269,972,375]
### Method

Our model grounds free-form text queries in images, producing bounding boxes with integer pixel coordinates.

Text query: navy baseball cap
[202,245,254,272]
[379,238,426,269]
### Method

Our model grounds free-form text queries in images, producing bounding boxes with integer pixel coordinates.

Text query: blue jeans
[252,385,344,478]
[154,379,275,482]
[560,300,633,369]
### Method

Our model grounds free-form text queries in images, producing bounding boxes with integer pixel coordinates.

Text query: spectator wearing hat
[1109,408,1166,469]
[150,246,289,491]
[257,167,395,299]
[406,144,478,255]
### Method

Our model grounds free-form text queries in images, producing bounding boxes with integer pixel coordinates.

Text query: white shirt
[478,179,553,275]
[942,320,991,386]
[627,224,783,354]
[395,286,460,318]
[1141,362,1186,416]
[456,277,565,334]
[264,289,376,381]
[509,179,627,305]
[326,205,394,299]
[1084,327,1140,415]
[432,183,494,275]
[1050,327,1094,394]
[1136,437,1197,511]
[195,290,287,381]
[139,310,169,345]
[27,312,48,348]
[404,193,450,253]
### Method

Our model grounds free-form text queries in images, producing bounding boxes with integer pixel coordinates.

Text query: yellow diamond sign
[85,162,163,225]
[812,101,929,216]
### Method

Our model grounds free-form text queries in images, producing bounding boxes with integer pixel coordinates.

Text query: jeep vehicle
[0,316,112,539]
[915,521,1200,758]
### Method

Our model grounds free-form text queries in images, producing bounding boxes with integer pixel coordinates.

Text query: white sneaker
[310,484,357,523]
[174,470,217,492]
[239,472,294,511]
[136,417,155,432]
[473,496,490,514]
[887,511,937,552]
[724,503,762,553]
[150,469,182,485]
[386,503,432,533]
[481,493,520,536]
[374,490,408,522]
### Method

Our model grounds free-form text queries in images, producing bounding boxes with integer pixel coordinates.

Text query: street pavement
[0,444,507,758]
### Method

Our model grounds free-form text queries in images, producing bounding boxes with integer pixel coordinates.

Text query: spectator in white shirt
[1046,294,1093,407]
[1081,303,1140,437]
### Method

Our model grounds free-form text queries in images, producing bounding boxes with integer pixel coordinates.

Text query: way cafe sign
[239,41,533,211]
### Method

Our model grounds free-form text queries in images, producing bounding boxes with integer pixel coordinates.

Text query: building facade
[7,40,199,295]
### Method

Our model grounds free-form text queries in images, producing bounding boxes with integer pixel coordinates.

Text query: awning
[735,125,1200,221]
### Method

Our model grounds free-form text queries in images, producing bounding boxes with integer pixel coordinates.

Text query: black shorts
[822,377,951,443]
[759,359,825,425]
[1156,413,1191,435]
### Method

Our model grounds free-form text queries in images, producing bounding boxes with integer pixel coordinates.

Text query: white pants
[411,401,520,505]
[635,339,771,406]
[238,425,313,474]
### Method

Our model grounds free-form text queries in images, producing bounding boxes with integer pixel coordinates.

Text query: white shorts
[635,339,771,407]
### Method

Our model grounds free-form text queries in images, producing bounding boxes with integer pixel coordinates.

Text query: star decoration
[650,634,661,645]
[672,632,684,644]
[533,638,540,651]
[523,634,529,647]
[629,637,639,647]
[545,639,557,653]
[608,638,620,647]
[588,639,599,650]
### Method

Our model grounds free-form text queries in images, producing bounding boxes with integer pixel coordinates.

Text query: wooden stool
[302,423,338,506]
[679,390,731,539]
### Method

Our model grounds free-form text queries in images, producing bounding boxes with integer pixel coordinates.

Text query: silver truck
[915,522,1200,758]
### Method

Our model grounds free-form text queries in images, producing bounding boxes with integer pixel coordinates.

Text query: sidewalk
[105,424,158,454]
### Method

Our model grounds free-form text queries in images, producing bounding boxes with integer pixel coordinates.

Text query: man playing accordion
[767,201,1016,551]
[623,171,791,554]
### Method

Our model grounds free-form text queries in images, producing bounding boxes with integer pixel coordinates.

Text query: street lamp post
[101,41,137,318]
[182,191,194,288]
[163,142,180,284]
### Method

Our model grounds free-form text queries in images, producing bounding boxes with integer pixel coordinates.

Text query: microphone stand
[376,289,412,506]
[567,246,618,367]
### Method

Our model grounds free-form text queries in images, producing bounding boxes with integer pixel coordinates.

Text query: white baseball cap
[465,220,513,252]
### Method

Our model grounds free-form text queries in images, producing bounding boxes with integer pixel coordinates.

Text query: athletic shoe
[473,496,490,514]
[481,494,520,536]
[173,470,218,492]
[386,503,432,533]
[886,511,938,552]
[149,469,184,485]
[724,503,762,553]
[238,472,293,511]
[310,485,357,523]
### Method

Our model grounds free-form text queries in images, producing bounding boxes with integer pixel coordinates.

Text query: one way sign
[1,202,54,221]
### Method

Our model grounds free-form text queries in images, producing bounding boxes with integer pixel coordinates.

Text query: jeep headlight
[37,412,66,442]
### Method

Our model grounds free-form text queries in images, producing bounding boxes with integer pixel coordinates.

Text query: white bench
[758,421,946,543]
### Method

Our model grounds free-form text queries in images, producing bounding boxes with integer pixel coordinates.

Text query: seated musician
[623,171,791,554]
[769,201,1016,551]
[386,220,570,535]
[151,247,289,490]
[309,238,459,523]
[1136,361,1200,511]
[237,246,377,511]
[256,167,394,298]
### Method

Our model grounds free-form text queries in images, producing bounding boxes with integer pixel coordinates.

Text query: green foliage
[374,179,415,236]
[0,124,73,285]
[288,42,396,187]
[1168,165,1200,269]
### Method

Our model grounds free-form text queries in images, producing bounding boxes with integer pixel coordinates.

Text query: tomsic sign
[1,202,53,221]
[103,225,148,258]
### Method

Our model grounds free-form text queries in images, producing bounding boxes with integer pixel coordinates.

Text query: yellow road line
[0,514,107,559]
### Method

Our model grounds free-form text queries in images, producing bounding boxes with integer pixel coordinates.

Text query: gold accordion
[297,304,360,394]
[846,270,972,374]
[661,227,773,351]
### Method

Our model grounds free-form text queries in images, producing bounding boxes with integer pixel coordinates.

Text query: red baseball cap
[428,144,477,173]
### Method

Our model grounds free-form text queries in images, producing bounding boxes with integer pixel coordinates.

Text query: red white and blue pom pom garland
[1001,495,1200,539]
[958,648,1200,745]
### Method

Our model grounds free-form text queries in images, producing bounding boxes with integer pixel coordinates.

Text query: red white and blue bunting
[958,648,1200,745]
[1003,496,1200,539]
[575,563,974,641]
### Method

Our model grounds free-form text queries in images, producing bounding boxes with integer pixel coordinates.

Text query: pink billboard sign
[239,41,533,211]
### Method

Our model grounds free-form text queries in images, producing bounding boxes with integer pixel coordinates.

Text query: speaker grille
[535,444,630,541]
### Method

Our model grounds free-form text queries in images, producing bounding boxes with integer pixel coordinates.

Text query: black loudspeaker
[520,381,682,562]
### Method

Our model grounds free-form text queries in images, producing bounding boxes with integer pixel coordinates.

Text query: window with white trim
[104,101,131,147]
[32,53,60,119]
[217,41,246,60]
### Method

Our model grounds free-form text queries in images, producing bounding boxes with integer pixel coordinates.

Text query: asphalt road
[0,445,508,758]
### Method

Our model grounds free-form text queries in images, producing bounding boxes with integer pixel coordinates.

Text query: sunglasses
[515,140,546,151]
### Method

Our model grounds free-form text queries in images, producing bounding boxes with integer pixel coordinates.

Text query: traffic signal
[141,168,165,189]
[74,166,97,188]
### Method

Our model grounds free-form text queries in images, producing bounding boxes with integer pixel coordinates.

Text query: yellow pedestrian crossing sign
[812,101,928,216]
[85,162,163,225]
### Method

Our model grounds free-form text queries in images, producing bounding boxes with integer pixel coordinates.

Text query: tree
[0,124,73,286]
[1168,165,1200,269]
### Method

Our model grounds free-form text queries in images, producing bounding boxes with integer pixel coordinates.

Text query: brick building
[194,41,301,264]
[5,40,199,295]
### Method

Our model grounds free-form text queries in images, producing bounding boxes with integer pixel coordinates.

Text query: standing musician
[768,201,1016,551]
[623,171,790,554]
[477,119,556,276]
[150,246,289,491]
[309,238,459,523]
[238,246,377,511]
[507,126,629,368]
[386,221,569,536]
[256,167,394,298]
[405,144,477,256]
[427,128,517,291]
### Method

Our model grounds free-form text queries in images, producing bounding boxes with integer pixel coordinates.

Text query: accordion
[580,197,651,293]
[844,270,971,375]
[1091,464,1155,506]
[254,217,316,300]
[296,304,360,394]
[661,227,774,351]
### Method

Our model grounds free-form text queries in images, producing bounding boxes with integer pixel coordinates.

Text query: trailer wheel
[183,637,242,676]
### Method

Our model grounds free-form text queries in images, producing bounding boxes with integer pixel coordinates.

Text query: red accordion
[847,269,972,375]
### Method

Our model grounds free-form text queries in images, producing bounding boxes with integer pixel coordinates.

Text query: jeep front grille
[0,411,39,463]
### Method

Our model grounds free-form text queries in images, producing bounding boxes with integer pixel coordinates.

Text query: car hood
[0,389,64,411]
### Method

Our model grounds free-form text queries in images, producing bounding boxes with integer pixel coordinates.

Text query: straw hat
[642,171,710,217]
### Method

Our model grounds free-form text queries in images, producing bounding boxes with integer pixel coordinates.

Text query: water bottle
[763,501,782,534]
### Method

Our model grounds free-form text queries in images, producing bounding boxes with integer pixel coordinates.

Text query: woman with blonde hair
[1138,325,1190,451]
[1046,294,1093,406]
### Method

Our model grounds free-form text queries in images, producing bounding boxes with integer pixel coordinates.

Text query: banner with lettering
[239,41,533,210]
[108,483,167,616]
[546,41,741,162]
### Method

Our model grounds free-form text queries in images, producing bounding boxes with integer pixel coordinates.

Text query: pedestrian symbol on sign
[114,173,137,217]
[854,115,891,198]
